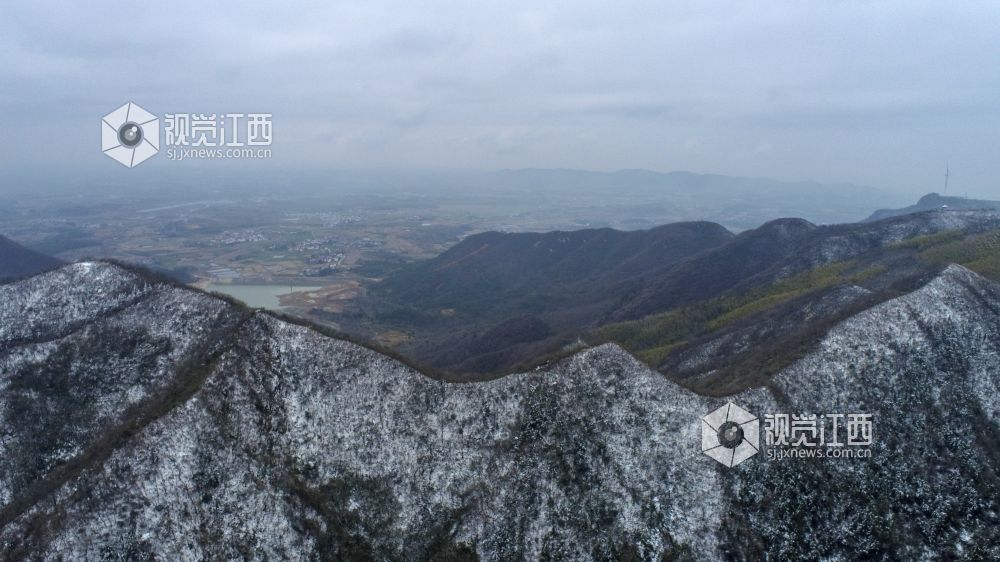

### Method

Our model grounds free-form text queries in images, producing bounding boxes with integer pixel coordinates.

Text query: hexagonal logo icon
[702,402,759,467]
[101,102,159,168]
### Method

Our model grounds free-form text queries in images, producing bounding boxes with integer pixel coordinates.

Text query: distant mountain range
[481,168,903,229]
[866,192,1000,221]
[1,260,997,559]
[0,235,63,281]
[345,209,1000,380]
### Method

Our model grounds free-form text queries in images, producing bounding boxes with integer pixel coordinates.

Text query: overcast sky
[2,1,999,196]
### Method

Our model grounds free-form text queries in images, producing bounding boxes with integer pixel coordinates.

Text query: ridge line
[0,307,255,547]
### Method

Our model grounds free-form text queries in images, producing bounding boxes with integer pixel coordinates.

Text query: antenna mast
[943,164,950,195]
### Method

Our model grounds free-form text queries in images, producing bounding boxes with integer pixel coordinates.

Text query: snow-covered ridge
[768,263,1000,419]
[0,261,998,560]
[0,262,153,347]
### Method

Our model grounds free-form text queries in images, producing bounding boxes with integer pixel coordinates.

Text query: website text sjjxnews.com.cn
[165,146,273,161]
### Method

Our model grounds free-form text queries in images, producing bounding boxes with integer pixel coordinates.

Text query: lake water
[204,284,324,309]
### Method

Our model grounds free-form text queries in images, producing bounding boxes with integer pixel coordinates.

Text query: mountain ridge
[372,220,734,324]
[0,260,998,558]
[866,192,1000,221]
[344,209,1000,379]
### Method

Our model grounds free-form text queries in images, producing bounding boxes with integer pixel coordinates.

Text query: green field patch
[919,229,1000,280]
[592,260,865,362]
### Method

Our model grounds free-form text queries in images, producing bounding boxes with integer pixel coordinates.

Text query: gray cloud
[1,0,999,196]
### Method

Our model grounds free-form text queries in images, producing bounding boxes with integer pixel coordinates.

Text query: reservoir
[204,284,324,310]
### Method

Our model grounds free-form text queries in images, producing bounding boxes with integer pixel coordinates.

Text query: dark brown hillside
[0,236,63,281]
[371,220,734,324]
[336,210,1000,379]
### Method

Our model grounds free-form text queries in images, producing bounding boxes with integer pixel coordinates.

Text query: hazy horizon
[2,1,999,198]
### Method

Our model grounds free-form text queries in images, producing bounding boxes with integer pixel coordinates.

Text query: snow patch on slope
[0,262,152,345]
